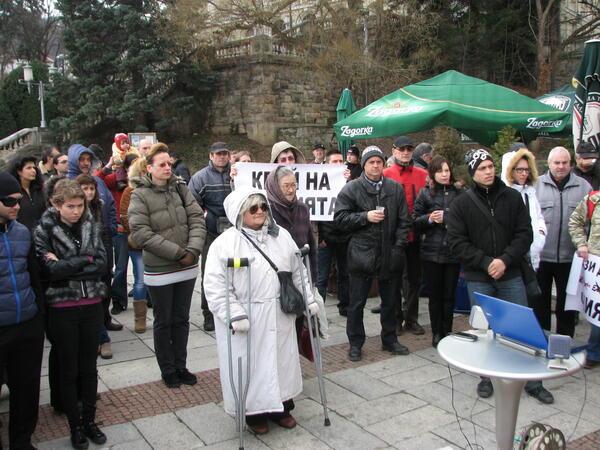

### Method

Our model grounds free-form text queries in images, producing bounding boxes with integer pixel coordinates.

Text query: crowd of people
[0,132,599,448]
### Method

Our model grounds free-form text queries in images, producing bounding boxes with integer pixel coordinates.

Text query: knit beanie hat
[114,133,129,151]
[361,145,385,167]
[465,149,493,176]
[0,171,21,197]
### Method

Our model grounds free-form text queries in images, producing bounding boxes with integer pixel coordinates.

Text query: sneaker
[98,343,112,359]
[176,368,197,386]
[203,315,215,332]
[162,372,181,389]
[477,377,493,398]
[83,422,107,445]
[527,386,554,404]
[404,321,425,335]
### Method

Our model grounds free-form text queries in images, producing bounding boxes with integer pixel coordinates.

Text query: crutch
[223,257,253,450]
[296,244,331,426]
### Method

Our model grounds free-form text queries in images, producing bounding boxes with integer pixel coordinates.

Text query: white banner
[565,252,600,327]
[233,163,346,221]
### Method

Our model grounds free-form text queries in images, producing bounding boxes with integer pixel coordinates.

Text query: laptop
[473,292,589,356]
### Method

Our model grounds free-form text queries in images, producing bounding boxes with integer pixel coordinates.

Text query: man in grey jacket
[534,146,592,337]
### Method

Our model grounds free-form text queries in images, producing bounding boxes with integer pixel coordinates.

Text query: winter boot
[133,300,147,334]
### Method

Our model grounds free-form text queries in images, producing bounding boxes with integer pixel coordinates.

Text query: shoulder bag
[241,230,305,314]
[466,190,541,299]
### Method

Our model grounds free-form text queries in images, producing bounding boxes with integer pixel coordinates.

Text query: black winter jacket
[413,183,461,264]
[446,177,532,282]
[34,209,108,305]
[334,173,410,279]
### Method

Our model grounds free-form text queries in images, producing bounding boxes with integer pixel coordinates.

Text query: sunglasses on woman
[249,203,268,214]
[0,197,20,207]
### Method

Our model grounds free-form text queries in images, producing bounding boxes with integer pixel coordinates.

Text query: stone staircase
[0,127,55,170]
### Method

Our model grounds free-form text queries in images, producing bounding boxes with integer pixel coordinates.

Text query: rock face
[211,39,340,151]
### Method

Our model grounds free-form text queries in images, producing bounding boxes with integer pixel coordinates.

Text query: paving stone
[355,354,430,379]
[134,412,204,448]
[201,434,267,450]
[185,345,221,373]
[38,422,147,449]
[431,419,497,450]
[437,372,495,406]
[365,405,456,446]
[302,378,364,411]
[470,393,560,432]
[535,412,600,441]
[325,368,400,400]
[395,432,457,450]
[176,402,237,445]
[334,392,427,427]
[298,409,388,450]
[413,346,448,365]
[105,326,140,343]
[96,338,155,366]
[405,382,491,419]
[380,362,455,390]
[256,423,332,449]
[98,357,162,390]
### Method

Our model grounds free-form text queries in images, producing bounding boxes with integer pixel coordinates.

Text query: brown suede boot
[133,300,147,333]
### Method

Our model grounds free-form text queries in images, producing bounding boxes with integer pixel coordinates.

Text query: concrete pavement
[2,274,599,449]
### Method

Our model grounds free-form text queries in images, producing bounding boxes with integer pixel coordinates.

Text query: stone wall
[210,41,341,151]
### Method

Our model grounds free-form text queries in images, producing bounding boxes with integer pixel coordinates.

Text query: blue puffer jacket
[67,144,117,237]
[0,220,38,326]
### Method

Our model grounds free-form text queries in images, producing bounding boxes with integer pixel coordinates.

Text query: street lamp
[18,63,55,129]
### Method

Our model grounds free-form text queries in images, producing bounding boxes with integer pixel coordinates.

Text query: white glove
[308,302,319,316]
[231,318,250,333]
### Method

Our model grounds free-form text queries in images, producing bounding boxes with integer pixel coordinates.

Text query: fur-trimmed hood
[503,148,539,186]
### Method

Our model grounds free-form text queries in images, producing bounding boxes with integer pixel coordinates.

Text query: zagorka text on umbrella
[526,117,563,129]
[340,125,373,138]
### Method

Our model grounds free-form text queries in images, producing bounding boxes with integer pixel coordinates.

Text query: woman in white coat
[501,146,547,269]
[203,186,318,435]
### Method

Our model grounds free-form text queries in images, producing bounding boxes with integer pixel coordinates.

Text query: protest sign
[566,252,600,327]
[233,163,346,221]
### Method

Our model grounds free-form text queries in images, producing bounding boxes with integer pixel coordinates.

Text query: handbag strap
[240,229,279,272]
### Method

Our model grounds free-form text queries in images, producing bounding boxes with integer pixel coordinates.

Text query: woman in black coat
[412,156,462,347]
[10,155,46,230]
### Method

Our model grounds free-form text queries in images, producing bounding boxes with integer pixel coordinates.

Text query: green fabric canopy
[334,70,570,146]
[336,88,357,156]
[536,84,576,137]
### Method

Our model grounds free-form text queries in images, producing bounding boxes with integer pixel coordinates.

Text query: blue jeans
[588,324,600,361]
[466,276,528,308]
[129,250,147,300]
[111,231,129,309]
[316,242,349,311]
[99,326,110,345]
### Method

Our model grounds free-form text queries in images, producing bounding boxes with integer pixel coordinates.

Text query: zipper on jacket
[557,191,563,264]
[2,232,23,323]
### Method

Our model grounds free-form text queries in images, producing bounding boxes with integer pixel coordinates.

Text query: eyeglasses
[0,197,20,207]
[280,183,297,191]
[514,168,530,173]
[249,203,268,214]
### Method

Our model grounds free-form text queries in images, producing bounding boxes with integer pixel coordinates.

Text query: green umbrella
[537,84,576,135]
[573,39,600,151]
[334,70,569,146]
[336,88,357,157]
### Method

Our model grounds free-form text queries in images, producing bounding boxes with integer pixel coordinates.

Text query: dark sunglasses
[249,203,268,214]
[0,197,20,207]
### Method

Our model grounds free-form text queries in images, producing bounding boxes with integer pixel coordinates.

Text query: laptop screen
[474,292,549,351]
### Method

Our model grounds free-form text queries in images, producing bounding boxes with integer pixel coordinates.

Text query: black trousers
[0,315,44,449]
[534,262,575,337]
[396,242,422,325]
[48,303,103,430]
[200,233,216,320]
[147,278,195,375]
[422,261,460,338]
[347,275,399,348]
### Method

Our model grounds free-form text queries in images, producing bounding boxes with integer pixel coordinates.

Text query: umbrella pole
[577,78,591,145]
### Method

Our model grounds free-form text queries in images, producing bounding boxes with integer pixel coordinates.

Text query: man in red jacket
[377,136,428,335]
